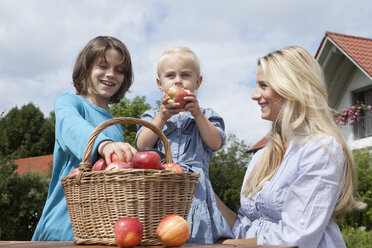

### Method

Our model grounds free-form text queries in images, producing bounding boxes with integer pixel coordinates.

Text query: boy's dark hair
[72,36,133,103]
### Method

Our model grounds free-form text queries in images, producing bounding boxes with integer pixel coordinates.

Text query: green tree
[0,157,50,240]
[341,148,372,229]
[209,133,252,212]
[0,103,54,159]
[109,96,152,146]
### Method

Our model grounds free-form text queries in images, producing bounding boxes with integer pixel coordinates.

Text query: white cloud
[1,0,372,145]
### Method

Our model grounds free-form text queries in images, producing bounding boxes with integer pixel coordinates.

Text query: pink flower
[334,102,371,125]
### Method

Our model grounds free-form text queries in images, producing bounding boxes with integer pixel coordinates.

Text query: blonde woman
[221,46,365,247]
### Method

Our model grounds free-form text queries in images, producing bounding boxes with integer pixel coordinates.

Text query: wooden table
[0,241,297,248]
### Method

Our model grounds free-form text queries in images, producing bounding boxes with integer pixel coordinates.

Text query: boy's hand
[183,93,202,118]
[159,96,183,121]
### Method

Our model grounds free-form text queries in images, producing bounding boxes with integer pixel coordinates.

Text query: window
[353,87,372,139]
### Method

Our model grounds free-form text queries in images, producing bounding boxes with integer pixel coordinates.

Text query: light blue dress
[233,135,347,248]
[32,92,124,241]
[136,108,233,243]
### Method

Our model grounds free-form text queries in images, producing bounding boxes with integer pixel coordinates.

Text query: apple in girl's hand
[105,161,133,171]
[161,163,184,172]
[163,86,191,108]
[111,151,128,163]
[156,214,190,246]
[92,158,107,171]
[131,151,162,170]
[115,217,143,248]
[68,168,79,175]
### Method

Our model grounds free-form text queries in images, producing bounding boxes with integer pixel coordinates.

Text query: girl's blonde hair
[243,46,365,220]
[157,47,201,77]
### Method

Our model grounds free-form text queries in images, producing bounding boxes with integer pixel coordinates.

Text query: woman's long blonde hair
[242,46,365,220]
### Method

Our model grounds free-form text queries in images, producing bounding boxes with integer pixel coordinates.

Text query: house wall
[336,69,372,149]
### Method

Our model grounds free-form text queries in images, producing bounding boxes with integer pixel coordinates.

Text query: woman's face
[252,66,285,121]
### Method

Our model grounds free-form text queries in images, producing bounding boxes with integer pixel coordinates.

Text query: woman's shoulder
[293,134,345,169]
[299,135,343,152]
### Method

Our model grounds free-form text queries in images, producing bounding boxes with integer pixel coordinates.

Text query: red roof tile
[14,155,53,175]
[247,136,270,152]
[316,31,372,77]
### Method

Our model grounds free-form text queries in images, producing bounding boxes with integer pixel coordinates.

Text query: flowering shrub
[334,102,372,125]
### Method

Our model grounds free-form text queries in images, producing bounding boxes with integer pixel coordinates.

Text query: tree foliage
[0,103,55,159]
[340,148,372,229]
[0,157,50,240]
[209,133,252,213]
[109,96,152,146]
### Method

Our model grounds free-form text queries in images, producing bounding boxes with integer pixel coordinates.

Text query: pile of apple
[115,214,190,247]
[69,150,184,175]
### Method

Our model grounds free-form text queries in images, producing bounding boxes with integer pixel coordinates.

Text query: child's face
[88,49,124,108]
[157,56,201,92]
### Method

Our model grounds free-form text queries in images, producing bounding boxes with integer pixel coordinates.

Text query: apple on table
[156,214,190,246]
[115,217,143,248]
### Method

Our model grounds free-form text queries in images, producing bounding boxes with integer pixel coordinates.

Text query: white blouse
[232,135,346,248]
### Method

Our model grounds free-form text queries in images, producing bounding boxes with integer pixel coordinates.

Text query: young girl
[32,36,137,241]
[136,47,233,243]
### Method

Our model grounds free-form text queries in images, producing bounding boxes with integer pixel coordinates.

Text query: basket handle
[76,117,172,184]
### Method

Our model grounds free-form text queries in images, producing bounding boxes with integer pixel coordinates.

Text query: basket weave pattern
[61,117,199,245]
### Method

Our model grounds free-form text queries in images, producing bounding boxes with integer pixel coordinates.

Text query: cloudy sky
[1,0,372,146]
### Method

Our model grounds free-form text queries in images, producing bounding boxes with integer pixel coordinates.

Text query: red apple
[156,214,190,246]
[111,151,128,163]
[105,161,133,171]
[68,168,79,175]
[163,86,191,108]
[115,217,143,248]
[131,151,162,170]
[92,158,107,171]
[161,163,184,173]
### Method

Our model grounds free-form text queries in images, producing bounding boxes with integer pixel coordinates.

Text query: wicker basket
[61,117,200,246]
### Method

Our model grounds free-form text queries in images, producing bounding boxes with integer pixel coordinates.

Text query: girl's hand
[159,96,183,121]
[183,92,202,118]
[98,141,137,165]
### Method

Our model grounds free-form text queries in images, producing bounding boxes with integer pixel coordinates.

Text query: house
[248,31,372,153]
[316,31,372,150]
[14,154,53,175]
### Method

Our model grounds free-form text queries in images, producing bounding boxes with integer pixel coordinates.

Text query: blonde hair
[243,46,365,220]
[157,47,201,77]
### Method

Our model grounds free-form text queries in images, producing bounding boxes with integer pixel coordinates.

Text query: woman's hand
[98,141,137,165]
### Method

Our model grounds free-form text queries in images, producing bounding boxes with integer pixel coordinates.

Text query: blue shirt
[32,92,124,241]
[233,135,346,248]
[136,108,233,243]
